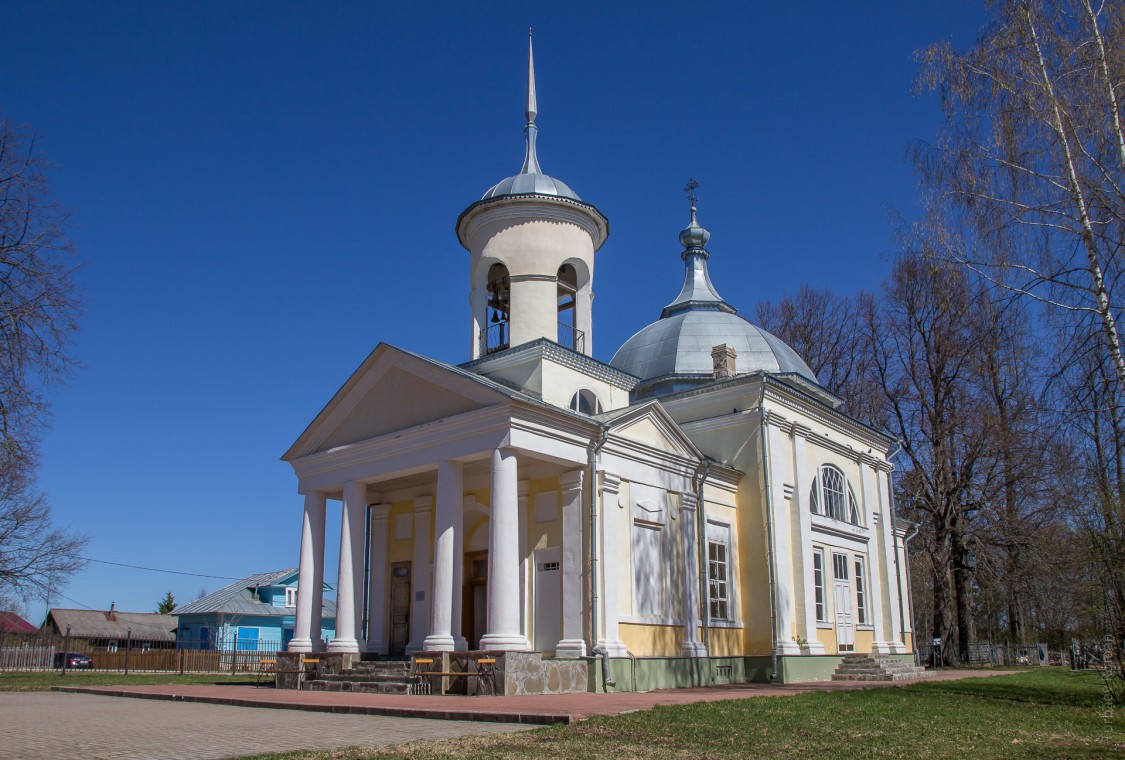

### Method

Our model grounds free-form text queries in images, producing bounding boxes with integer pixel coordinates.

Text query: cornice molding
[457,195,609,251]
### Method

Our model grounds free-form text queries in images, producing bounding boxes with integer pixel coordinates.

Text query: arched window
[809,464,862,525]
[483,263,511,354]
[557,263,584,351]
[569,389,602,415]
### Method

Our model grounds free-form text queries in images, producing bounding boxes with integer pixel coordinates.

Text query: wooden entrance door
[463,551,488,649]
[389,561,411,656]
[832,553,854,652]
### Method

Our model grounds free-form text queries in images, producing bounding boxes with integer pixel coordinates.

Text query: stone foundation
[412,651,587,696]
[275,651,359,689]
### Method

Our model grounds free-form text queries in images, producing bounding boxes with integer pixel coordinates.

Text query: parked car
[53,652,93,669]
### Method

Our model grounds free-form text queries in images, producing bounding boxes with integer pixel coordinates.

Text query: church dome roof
[609,203,818,395]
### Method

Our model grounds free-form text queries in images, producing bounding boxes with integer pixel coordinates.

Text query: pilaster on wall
[405,495,433,655]
[859,457,890,654]
[791,425,825,655]
[679,492,707,658]
[876,463,907,653]
[556,469,587,658]
[596,472,628,656]
[366,503,392,654]
[765,416,801,655]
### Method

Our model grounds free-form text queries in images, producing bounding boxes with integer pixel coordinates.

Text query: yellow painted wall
[388,499,415,564]
[526,477,562,552]
[903,631,914,653]
[705,627,743,657]
[620,622,682,656]
[735,471,773,653]
[816,626,837,655]
[854,628,874,653]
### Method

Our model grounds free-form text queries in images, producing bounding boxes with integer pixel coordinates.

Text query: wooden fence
[0,635,283,674]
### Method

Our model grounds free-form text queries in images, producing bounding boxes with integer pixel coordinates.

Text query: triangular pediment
[606,400,702,460]
[284,344,513,460]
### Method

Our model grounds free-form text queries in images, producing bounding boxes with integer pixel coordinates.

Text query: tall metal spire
[520,28,542,175]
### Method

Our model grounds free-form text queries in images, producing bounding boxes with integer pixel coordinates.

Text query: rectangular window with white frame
[854,556,868,625]
[706,521,732,622]
[285,586,298,607]
[632,521,663,616]
[813,548,827,623]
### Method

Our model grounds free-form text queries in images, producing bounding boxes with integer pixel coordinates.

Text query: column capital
[791,422,813,439]
[518,479,531,498]
[680,492,698,511]
[372,503,392,520]
[414,495,433,512]
[559,469,584,491]
[601,472,622,494]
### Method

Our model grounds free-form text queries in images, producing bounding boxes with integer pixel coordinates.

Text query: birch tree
[917,0,1125,403]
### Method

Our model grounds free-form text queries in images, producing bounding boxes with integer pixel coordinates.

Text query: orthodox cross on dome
[684,177,701,224]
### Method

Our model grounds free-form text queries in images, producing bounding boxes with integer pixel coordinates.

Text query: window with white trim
[631,522,663,616]
[809,464,862,525]
[569,389,603,415]
[706,522,732,622]
[854,557,868,625]
[813,548,826,622]
[285,586,298,607]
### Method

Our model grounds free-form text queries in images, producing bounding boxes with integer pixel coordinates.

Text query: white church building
[282,38,915,690]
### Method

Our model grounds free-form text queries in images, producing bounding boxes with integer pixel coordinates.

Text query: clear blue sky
[1,1,986,622]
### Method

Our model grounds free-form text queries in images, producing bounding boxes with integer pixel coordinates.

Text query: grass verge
[241,670,1123,760]
[0,670,258,691]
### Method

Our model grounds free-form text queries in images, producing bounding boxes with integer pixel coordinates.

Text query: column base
[595,639,629,657]
[801,641,826,655]
[554,638,588,658]
[681,640,709,658]
[422,634,456,652]
[775,640,803,656]
[480,633,531,651]
[327,638,360,654]
[287,637,313,653]
[871,641,893,654]
[889,640,909,654]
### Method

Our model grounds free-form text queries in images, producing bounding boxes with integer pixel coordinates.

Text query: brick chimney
[712,344,737,379]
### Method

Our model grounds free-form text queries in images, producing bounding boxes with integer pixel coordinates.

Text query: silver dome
[609,205,819,394]
[482,171,581,201]
[611,310,818,384]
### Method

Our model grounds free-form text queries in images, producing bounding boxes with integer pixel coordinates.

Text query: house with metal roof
[174,569,335,651]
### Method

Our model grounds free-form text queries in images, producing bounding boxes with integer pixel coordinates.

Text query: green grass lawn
[243,670,1123,760]
[0,670,258,691]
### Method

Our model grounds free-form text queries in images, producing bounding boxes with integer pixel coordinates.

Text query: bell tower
[456,32,609,360]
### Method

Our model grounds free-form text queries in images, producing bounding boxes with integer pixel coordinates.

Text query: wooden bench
[413,657,498,695]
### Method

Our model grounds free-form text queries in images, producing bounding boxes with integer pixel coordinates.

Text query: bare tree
[916,0,1125,402]
[0,115,85,603]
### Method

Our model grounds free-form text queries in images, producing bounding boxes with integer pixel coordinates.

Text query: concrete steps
[831,653,933,682]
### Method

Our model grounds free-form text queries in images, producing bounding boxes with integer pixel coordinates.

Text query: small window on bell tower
[484,263,511,355]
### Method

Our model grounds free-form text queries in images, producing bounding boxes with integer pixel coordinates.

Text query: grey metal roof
[47,609,178,641]
[610,208,819,392]
[174,569,336,618]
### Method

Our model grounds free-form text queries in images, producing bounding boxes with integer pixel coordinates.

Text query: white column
[481,447,531,650]
[792,427,825,654]
[329,481,366,653]
[424,461,462,651]
[365,503,392,654]
[680,492,707,657]
[596,473,628,656]
[877,464,906,652]
[289,491,326,653]
[518,479,529,638]
[767,418,801,655]
[860,458,889,653]
[577,285,594,356]
[453,497,469,651]
[405,495,433,655]
[556,470,586,657]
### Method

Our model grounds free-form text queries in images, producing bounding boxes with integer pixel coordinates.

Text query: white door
[533,547,561,653]
[833,553,854,652]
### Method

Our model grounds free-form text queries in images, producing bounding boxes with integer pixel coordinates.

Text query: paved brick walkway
[1,692,529,760]
[54,668,1018,726]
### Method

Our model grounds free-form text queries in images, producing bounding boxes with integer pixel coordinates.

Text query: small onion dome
[610,204,819,397]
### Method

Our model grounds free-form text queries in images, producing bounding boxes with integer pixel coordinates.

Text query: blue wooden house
[174,568,335,651]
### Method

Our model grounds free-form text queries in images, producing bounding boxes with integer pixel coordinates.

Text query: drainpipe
[759,386,780,681]
[588,424,611,688]
[900,519,920,649]
[693,461,711,657]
